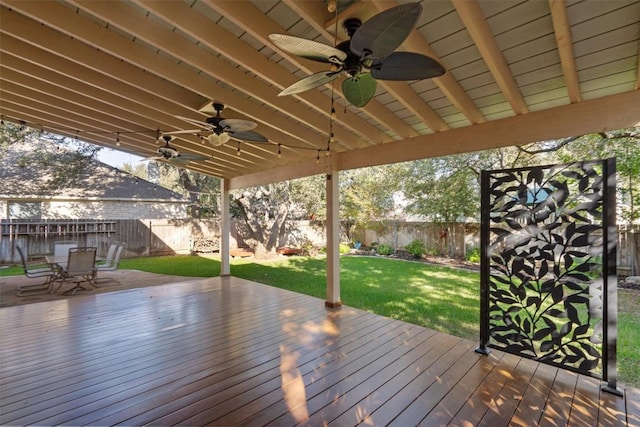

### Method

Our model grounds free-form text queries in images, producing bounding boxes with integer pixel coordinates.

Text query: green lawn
[2,253,638,388]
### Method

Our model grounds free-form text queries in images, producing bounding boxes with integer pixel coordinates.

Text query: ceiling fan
[269,2,446,107]
[165,102,268,147]
[144,135,209,164]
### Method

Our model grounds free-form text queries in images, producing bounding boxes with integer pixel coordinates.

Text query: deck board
[0,276,637,426]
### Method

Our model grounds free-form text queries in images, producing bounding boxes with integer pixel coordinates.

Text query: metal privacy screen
[478,159,619,393]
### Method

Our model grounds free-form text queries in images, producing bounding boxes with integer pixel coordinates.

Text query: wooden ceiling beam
[0,38,292,172]
[62,0,364,152]
[0,43,305,171]
[0,74,279,173]
[549,0,582,103]
[143,0,384,147]
[452,0,529,115]
[0,4,321,170]
[230,91,640,188]
[0,94,237,177]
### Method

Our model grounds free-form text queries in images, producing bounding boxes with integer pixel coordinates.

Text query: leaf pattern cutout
[485,161,605,377]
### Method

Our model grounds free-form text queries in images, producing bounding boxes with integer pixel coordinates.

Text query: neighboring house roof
[0,141,186,202]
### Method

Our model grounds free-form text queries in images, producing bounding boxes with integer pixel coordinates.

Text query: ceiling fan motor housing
[207,102,225,134]
[205,116,223,133]
[343,17,362,38]
[336,40,362,77]
[158,146,178,159]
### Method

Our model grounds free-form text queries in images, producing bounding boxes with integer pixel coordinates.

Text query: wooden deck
[1,277,638,426]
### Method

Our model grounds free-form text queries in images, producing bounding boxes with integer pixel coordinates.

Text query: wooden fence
[0,219,220,264]
[1,219,638,276]
[354,221,480,259]
[618,225,640,277]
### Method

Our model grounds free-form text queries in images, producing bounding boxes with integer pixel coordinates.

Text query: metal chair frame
[95,241,127,287]
[15,246,58,296]
[52,247,98,295]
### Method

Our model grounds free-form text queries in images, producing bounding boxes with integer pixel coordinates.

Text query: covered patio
[1,276,638,426]
[1,0,640,424]
[1,0,638,306]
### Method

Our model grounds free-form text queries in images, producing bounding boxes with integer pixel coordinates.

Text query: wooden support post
[220,178,231,277]
[325,166,341,308]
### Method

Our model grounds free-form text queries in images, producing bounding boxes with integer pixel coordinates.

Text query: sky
[97,147,144,168]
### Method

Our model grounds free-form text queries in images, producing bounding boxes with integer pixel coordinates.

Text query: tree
[176,168,220,218]
[550,129,640,224]
[122,160,221,218]
[120,162,149,179]
[403,157,479,256]
[233,183,291,259]
[288,174,326,221]
[340,164,405,244]
[1,122,101,191]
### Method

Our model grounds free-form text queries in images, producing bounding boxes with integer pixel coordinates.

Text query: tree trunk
[179,169,201,218]
[632,232,640,276]
[235,188,289,260]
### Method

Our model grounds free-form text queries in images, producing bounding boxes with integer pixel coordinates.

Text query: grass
[231,255,480,340]
[2,253,638,388]
[619,289,640,388]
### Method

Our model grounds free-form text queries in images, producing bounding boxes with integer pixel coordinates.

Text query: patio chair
[94,241,126,287]
[54,240,78,258]
[15,246,59,296]
[52,247,97,295]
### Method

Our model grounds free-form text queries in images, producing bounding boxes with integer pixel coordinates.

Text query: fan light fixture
[167,103,268,147]
[207,132,231,146]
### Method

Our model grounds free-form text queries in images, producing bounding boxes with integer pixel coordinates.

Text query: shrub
[466,247,480,263]
[339,243,351,254]
[376,243,393,256]
[405,239,426,259]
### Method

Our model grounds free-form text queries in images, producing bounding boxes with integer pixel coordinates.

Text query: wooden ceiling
[1,0,638,189]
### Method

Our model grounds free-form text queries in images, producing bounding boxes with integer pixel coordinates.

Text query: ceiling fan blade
[370,52,446,81]
[177,153,209,161]
[279,71,341,96]
[351,3,422,60]
[269,34,347,64]
[142,155,164,161]
[162,129,202,135]
[175,116,212,130]
[229,130,269,143]
[342,73,377,107]
[219,118,257,132]
[169,158,190,165]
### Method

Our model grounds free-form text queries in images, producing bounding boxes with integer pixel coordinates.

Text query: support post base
[325,301,342,309]
[602,384,624,397]
[475,346,491,355]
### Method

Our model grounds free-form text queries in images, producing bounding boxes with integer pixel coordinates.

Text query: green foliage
[289,175,326,220]
[466,247,481,263]
[425,246,441,256]
[537,129,640,224]
[123,160,220,218]
[339,243,351,254]
[340,165,406,240]
[232,183,292,256]
[1,124,102,191]
[376,243,393,255]
[0,121,39,151]
[403,157,480,225]
[619,290,640,387]
[404,239,426,258]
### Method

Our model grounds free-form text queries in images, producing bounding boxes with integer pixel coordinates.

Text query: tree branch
[518,136,580,154]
